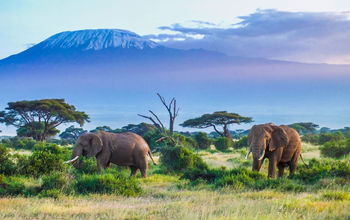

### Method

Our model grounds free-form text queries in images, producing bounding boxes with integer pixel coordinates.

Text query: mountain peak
[37,29,158,50]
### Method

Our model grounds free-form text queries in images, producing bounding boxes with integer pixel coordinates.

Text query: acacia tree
[0,99,89,141]
[180,111,252,139]
[17,122,60,138]
[288,122,319,135]
[59,125,87,143]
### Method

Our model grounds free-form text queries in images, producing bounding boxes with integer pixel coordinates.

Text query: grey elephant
[64,131,157,177]
[246,123,301,178]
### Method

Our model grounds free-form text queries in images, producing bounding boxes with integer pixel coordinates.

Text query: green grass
[1,142,349,219]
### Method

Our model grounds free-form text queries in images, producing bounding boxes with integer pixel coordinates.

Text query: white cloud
[145,10,350,64]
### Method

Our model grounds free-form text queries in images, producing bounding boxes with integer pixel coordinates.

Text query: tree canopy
[17,122,60,139]
[59,125,87,143]
[180,111,252,138]
[288,122,319,135]
[0,99,89,141]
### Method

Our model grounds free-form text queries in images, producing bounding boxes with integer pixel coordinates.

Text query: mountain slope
[38,29,158,50]
[0,28,349,131]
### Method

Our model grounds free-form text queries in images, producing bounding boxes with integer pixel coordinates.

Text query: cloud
[145,9,350,64]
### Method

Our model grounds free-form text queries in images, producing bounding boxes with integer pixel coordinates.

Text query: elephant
[245,123,301,178]
[64,131,157,177]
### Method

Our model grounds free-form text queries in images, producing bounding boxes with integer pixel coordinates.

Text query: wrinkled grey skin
[247,123,301,178]
[70,131,156,177]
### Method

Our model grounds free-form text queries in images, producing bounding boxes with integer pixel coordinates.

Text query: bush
[159,145,208,173]
[143,130,167,150]
[302,134,319,144]
[233,136,248,149]
[39,189,62,199]
[24,143,70,177]
[74,171,142,196]
[0,175,26,196]
[41,172,69,191]
[319,132,344,145]
[0,144,17,175]
[294,159,350,183]
[322,191,350,201]
[172,133,197,150]
[320,138,350,158]
[182,167,306,192]
[2,137,36,150]
[214,137,232,151]
[73,157,98,174]
[194,132,211,150]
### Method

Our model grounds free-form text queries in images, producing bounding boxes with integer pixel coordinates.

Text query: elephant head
[246,123,288,171]
[64,133,103,168]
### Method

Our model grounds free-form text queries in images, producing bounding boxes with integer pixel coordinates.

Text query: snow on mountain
[37,29,159,50]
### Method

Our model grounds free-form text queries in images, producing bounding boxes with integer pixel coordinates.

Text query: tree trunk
[223,124,232,139]
[169,118,174,136]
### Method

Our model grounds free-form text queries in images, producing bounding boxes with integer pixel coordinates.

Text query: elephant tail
[148,150,157,165]
[300,154,309,168]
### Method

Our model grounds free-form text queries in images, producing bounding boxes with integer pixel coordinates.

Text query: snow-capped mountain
[0,28,349,130]
[37,29,158,51]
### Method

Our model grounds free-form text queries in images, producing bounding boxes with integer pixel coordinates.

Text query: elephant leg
[130,166,138,177]
[277,163,285,178]
[268,159,277,178]
[139,158,148,178]
[96,158,109,173]
[289,151,301,177]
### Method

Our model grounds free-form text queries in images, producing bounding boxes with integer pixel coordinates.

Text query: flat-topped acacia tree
[180,111,252,139]
[0,99,89,141]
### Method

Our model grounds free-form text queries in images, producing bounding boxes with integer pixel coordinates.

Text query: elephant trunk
[251,147,265,171]
[252,158,263,171]
[69,146,83,169]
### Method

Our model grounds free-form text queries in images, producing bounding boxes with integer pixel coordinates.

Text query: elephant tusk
[258,150,265,160]
[245,151,251,159]
[63,156,79,164]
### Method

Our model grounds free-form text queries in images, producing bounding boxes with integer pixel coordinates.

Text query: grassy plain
[1,142,349,220]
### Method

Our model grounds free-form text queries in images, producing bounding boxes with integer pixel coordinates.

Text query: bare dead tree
[156,93,179,136]
[138,93,179,145]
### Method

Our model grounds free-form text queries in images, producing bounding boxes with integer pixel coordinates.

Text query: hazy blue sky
[1,1,350,135]
[1,0,350,62]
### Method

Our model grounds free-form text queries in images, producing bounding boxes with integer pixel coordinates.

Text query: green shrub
[322,191,350,201]
[294,159,350,183]
[253,178,305,192]
[39,189,61,199]
[194,132,211,150]
[74,171,142,196]
[0,144,17,175]
[233,136,248,149]
[172,133,197,150]
[319,132,344,145]
[182,167,305,192]
[2,137,36,150]
[74,157,98,174]
[0,175,25,196]
[25,143,69,177]
[41,172,69,191]
[159,145,208,172]
[302,134,319,144]
[320,138,350,158]
[214,137,232,151]
[143,130,163,150]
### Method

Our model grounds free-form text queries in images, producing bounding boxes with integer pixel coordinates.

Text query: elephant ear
[269,126,288,151]
[87,133,103,157]
[247,125,256,146]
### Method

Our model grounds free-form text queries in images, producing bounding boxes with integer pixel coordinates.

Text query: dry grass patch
[1,189,350,219]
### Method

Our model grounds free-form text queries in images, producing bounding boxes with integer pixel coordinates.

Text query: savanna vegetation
[0,98,349,219]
